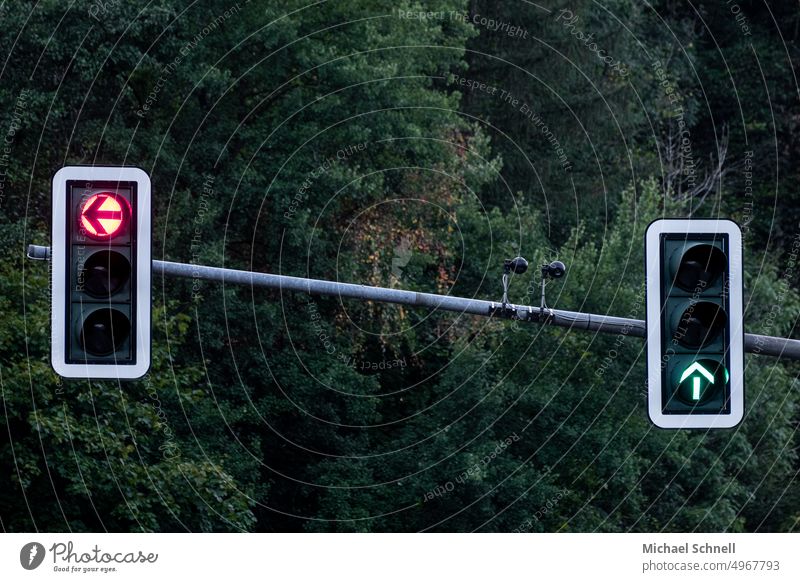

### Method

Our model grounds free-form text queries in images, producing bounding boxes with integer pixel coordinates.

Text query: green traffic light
[676,359,728,405]
[680,362,713,401]
[646,220,744,427]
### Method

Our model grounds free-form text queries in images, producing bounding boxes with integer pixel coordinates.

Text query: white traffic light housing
[51,166,151,379]
[645,219,744,429]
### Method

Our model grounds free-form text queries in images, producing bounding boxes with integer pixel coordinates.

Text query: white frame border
[51,166,151,380]
[645,218,744,429]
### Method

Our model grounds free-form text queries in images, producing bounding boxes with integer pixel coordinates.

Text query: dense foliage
[1,0,798,532]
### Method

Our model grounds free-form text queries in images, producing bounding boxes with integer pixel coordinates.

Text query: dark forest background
[1,0,799,532]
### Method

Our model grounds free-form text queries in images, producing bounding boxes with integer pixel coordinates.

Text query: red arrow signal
[79,193,130,240]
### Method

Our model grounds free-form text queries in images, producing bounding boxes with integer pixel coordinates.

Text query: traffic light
[51,166,151,379]
[645,219,744,429]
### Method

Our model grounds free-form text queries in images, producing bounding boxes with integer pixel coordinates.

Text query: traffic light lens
[674,244,726,291]
[80,308,131,356]
[79,192,130,240]
[676,358,727,405]
[676,301,727,348]
[82,251,131,297]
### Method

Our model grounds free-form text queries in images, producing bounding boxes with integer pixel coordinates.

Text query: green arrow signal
[679,362,715,402]
[679,362,715,384]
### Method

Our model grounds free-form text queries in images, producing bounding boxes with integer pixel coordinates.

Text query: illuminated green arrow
[680,362,715,401]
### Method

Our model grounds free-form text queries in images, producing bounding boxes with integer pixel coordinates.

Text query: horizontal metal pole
[155,257,643,330]
[743,333,800,360]
[26,245,800,360]
[152,258,800,361]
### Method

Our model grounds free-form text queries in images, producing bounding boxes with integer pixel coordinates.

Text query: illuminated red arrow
[79,193,128,239]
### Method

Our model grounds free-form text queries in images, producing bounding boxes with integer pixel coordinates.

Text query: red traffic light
[79,192,130,240]
[52,165,151,380]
